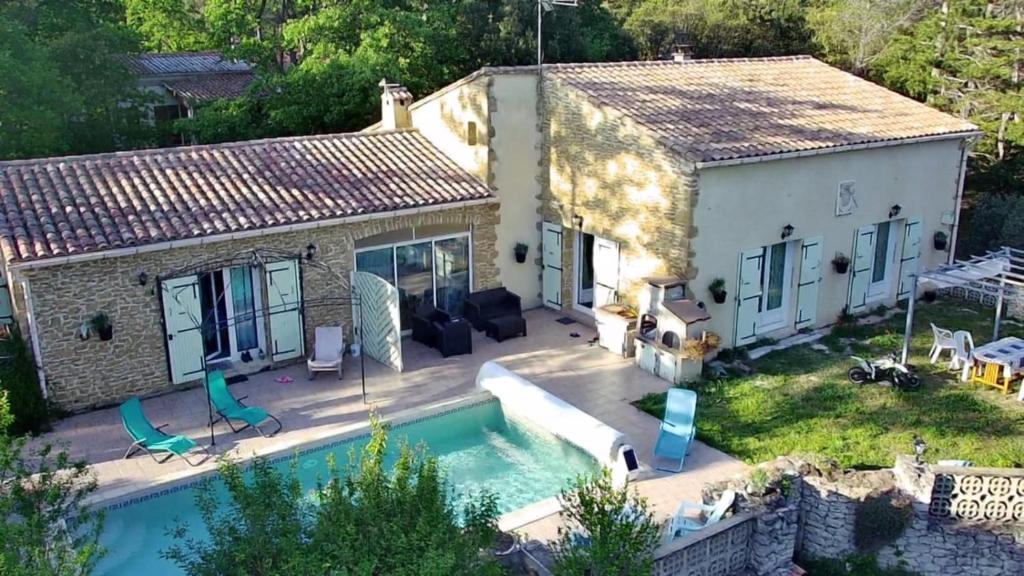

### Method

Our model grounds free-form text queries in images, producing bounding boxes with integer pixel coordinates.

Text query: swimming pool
[96,398,599,575]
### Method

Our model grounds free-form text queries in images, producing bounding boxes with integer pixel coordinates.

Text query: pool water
[96,399,599,575]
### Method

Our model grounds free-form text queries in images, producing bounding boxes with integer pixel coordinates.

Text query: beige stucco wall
[542,78,695,310]
[409,76,490,182]
[15,204,499,411]
[691,139,966,346]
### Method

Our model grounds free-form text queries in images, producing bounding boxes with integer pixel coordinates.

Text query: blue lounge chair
[120,397,209,466]
[666,490,736,540]
[207,371,282,437]
[653,388,697,472]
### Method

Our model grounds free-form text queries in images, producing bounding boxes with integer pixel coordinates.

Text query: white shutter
[898,218,923,300]
[160,275,205,384]
[592,237,620,307]
[0,272,13,325]
[796,237,823,328]
[351,270,403,372]
[265,259,305,362]
[735,248,764,346]
[542,222,562,309]
[848,225,876,313]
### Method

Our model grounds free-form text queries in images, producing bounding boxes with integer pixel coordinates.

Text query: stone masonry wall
[17,203,499,411]
[540,78,696,309]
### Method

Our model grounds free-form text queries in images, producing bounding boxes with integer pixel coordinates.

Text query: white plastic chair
[307,326,344,380]
[951,330,974,382]
[666,489,736,541]
[929,323,956,364]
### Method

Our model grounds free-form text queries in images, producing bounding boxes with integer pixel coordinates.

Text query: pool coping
[87,391,497,509]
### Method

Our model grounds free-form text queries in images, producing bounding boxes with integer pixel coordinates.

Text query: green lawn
[635,298,1024,469]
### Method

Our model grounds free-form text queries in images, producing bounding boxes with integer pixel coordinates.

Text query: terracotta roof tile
[164,72,255,102]
[545,56,979,163]
[0,130,494,263]
[124,52,252,76]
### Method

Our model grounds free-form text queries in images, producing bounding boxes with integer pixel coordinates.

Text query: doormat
[224,374,249,386]
[556,316,577,325]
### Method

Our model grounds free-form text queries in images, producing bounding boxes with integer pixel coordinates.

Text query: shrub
[0,391,104,575]
[854,490,913,553]
[802,553,919,576]
[0,328,48,434]
[553,470,660,576]
[164,413,503,576]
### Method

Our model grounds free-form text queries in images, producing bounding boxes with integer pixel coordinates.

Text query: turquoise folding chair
[207,371,282,437]
[666,490,736,540]
[653,388,697,472]
[120,397,208,466]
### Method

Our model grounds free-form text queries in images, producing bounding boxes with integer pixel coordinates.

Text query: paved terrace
[35,308,747,535]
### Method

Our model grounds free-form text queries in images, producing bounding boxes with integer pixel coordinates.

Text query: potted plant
[933,230,948,251]
[90,312,113,341]
[832,253,851,274]
[708,277,727,304]
[513,242,529,264]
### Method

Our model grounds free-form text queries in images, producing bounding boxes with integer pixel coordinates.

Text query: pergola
[901,247,1024,364]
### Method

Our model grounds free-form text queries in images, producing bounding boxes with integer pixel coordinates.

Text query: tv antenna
[537,0,578,67]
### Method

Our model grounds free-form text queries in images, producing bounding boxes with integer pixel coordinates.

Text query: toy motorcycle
[848,354,921,390]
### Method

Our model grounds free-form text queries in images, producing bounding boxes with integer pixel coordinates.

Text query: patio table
[968,337,1024,397]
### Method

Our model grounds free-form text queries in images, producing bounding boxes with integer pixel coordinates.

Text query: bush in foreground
[164,413,502,575]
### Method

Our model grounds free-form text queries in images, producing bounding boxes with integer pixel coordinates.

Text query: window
[229,267,258,350]
[765,242,787,311]
[467,121,478,146]
[872,221,891,283]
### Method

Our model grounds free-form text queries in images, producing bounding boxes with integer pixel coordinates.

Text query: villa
[0,56,979,412]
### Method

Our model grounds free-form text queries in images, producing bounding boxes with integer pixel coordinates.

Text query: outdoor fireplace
[634,276,711,384]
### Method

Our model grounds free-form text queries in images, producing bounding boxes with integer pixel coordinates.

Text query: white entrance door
[898,218,923,300]
[265,259,305,362]
[542,222,562,309]
[592,237,620,308]
[735,248,764,346]
[352,270,403,372]
[868,220,898,301]
[758,242,793,331]
[848,225,876,314]
[161,275,206,384]
[796,236,823,328]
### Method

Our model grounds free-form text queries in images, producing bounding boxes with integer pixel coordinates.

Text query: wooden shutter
[898,218,923,300]
[796,237,823,328]
[735,248,764,346]
[542,222,562,309]
[0,272,13,326]
[592,237,620,308]
[848,225,876,313]
[160,275,205,384]
[265,259,305,362]
[351,270,403,372]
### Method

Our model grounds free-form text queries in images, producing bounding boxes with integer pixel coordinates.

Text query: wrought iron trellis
[157,247,366,447]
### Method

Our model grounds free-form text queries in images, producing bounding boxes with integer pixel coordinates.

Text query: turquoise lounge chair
[120,397,208,466]
[666,490,736,540]
[653,388,697,472]
[207,371,282,437]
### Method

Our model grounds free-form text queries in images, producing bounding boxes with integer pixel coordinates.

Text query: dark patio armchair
[463,288,522,331]
[411,303,472,357]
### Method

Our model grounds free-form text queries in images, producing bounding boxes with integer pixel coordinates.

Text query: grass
[635,297,1024,469]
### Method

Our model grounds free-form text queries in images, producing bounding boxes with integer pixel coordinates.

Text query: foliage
[806,0,928,75]
[89,314,111,332]
[854,490,913,553]
[635,299,1024,468]
[0,0,154,160]
[683,331,721,358]
[0,329,48,435]
[164,413,502,576]
[0,391,104,575]
[708,277,726,293]
[802,553,920,576]
[552,470,660,576]
[958,193,1024,257]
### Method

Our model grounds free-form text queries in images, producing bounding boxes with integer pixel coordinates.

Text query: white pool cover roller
[476,361,629,468]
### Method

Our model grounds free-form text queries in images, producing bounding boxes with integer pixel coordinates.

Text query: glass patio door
[434,237,470,316]
[395,241,434,329]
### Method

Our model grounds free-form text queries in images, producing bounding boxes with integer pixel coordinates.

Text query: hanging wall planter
[708,277,727,304]
[933,231,948,251]
[832,254,851,274]
[513,242,529,264]
[90,312,113,341]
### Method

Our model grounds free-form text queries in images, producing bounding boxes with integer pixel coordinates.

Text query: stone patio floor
[36,308,747,539]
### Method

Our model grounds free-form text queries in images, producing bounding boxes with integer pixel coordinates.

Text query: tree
[807,0,929,75]
[163,414,503,575]
[0,392,104,576]
[552,471,660,576]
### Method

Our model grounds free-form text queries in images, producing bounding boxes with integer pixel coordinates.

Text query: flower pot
[97,325,113,341]
[833,260,850,274]
[934,237,948,251]
[514,251,527,264]
[712,290,727,304]
[923,290,937,303]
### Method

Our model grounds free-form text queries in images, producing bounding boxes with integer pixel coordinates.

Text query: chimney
[379,79,413,130]
[671,32,694,62]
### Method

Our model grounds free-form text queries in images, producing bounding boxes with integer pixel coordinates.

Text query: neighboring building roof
[544,56,979,163]
[0,130,494,264]
[124,51,252,76]
[164,72,256,103]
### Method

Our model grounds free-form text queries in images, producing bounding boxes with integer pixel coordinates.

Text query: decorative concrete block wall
[653,514,754,576]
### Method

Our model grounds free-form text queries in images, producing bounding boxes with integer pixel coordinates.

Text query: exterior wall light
[306,243,318,261]
[889,204,902,218]
[137,270,149,286]
[781,224,794,240]
[572,214,584,229]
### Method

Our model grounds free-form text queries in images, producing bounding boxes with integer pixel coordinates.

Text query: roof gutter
[692,131,984,169]
[8,198,498,271]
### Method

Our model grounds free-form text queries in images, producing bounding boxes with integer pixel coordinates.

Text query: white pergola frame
[902,247,1024,363]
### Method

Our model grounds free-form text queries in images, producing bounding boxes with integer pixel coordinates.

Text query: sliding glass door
[354,233,472,330]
